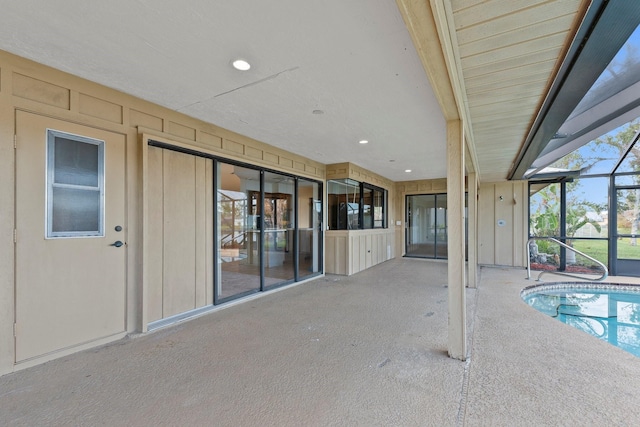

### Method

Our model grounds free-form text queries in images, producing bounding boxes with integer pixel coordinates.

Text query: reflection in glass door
[216,163,261,302]
[406,194,444,258]
[298,179,322,280]
[435,194,448,258]
[614,187,640,276]
[263,172,296,288]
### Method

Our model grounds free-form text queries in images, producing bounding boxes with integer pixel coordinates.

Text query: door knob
[111,241,124,248]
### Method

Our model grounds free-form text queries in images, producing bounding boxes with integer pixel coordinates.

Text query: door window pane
[47,130,104,237]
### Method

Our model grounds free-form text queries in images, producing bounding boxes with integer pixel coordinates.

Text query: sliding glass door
[216,160,323,303]
[405,193,466,259]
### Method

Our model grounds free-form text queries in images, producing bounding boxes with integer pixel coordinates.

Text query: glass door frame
[147,140,324,307]
[405,193,467,259]
[610,181,640,277]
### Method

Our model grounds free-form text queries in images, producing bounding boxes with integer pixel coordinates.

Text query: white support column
[447,119,466,360]
[467,172,478,288]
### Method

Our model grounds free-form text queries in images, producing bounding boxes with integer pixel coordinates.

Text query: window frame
[46,129,105,238]
[363,183,387,229]
[328,179,387,230]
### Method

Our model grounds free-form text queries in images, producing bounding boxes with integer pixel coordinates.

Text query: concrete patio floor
[2,258,640,426]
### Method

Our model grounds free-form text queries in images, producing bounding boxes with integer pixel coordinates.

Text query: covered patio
[2,259,639,426]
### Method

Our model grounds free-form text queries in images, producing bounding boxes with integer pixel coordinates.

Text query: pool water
[522,283,640,357]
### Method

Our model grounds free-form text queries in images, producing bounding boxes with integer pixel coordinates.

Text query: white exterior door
[15,111,126,363]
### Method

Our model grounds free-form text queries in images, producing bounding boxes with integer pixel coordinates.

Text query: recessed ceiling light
[405,169,412,173]
[232,59,251,71]
[359,140,369,144]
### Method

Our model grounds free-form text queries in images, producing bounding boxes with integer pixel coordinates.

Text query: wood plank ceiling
[449,0,586,182]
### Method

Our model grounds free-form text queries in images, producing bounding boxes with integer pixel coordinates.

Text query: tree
[591,120,640,179]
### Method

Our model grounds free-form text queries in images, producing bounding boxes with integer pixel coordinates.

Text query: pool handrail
[526,237,608,282]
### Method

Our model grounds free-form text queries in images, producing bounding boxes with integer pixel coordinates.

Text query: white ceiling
[0,0,446,182]
[0,1,586,183]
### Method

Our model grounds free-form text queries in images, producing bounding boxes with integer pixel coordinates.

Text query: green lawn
[572,238,640,265]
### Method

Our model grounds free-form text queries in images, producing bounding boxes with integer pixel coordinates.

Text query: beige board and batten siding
[325,163,395,275]
[145,146,214,323]
[477,181,528,267]
[0,50,325,375]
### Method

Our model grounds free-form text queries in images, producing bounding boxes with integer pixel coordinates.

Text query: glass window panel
[47,131,104,237]
[373,189,385,228]
[570,25,640,120]
[616,174,638,186]
[529,183,561,238]
[362,187,373,229]
[569,239,609,273]
[51,187,100,233]
[547,120,640,175]
[615,131,640,175]
[529,238,562,273]
[216,162,261,301]
[532,24,640,176]
[616,156,640,175]
[565,177,608,238]
[327,179,360,230]
[617,238,640,260]
[54,137,100,186]
[298,179,322,279]
[616,188,640,237]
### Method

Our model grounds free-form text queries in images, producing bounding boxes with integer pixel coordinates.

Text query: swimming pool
[522,282,640,357]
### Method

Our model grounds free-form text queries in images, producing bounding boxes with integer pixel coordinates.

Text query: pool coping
[521,281,640,298]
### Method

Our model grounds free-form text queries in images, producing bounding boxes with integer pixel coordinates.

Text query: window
[46,130,104,238]
[328,179,387,230]
[373,188,385,228]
